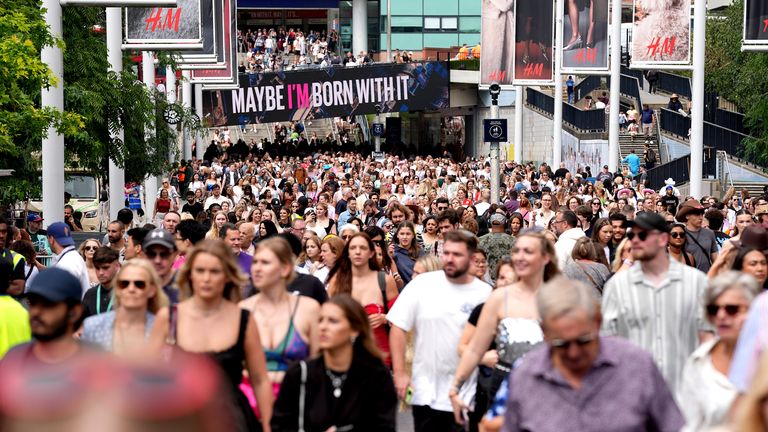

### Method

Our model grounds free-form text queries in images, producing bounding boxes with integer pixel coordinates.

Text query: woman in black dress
[272,294,397,431]
[149,240,273,432]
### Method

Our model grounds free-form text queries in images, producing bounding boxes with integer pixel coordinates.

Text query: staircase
[731,181,768,199]
[618,131,660,168]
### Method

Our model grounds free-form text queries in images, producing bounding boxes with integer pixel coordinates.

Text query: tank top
[262,295,310,372]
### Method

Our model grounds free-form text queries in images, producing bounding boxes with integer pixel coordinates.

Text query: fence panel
[657,71,692,99]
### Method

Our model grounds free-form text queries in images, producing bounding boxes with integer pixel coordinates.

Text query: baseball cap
[626,212,670,233]
[490,213,506,225]
[27,213,43,222]
[25,268,82,303]
[142,229,177,251]
[47,222,74,247]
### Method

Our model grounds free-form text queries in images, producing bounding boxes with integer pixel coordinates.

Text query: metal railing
[607,74,643,109]
[525,87,606,132]
[574,75,603,102]
[659,107,752,163]
[621,66,645,90]
[657,71,692,99]
[646,155,692,190]
[715,108,746,134]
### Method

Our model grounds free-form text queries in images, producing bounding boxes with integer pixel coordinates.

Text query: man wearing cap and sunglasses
[677,199,718,273]
[601,212,711,395]
[142,229,179,304]
[26,214,52,256]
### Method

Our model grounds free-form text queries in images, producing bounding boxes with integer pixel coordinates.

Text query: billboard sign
[123,0,203,49]
[190,0,236,85]
[177,0,220,65]
[512,0,555,85]
[743,0,768,49]
[631,0,691,67]
[202,62,451,126]
[560,0,609,73]
[480,0,515,86]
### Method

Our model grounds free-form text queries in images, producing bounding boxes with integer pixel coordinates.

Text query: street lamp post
[489,83,501,204]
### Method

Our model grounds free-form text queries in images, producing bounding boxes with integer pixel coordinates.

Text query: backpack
[647,148,657,164]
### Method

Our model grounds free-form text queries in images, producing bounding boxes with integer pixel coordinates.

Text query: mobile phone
[404,386,414,405]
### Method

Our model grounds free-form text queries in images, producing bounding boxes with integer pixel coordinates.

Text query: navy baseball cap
[25,268,82,302]
[47,222,75,247]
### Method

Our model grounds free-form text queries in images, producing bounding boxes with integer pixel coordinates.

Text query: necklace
[325,369,347,398]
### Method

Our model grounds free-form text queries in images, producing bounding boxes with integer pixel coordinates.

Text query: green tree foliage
[0,0,83,203]
[0,3,199,203]
[706,0,768,165]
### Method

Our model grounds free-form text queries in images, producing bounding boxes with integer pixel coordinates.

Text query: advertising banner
[512,0,555,85]
[480,0,515,86]
[560,0,609,73]
[190,0,236,84]
[743,0,768,48]
[177,0,220,65]
[631,0,691,67]
[124,0,203,49]
[202,62,451,126]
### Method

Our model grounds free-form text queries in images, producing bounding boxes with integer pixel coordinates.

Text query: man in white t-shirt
[388,229,491,431]
[47,222,90,297]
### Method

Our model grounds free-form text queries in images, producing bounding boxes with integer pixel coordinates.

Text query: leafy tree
[705,0,768,165]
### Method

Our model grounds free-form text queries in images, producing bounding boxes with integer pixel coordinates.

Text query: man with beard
[0,268,86,367]
[387,230,491,431]
[601,212,710,395]
[105,221,126,262]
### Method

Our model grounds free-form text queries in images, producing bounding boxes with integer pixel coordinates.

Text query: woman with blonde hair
[205,210,228,240]
[82,259,168,355]
[412,254,442,278]
[450,231,559,428]
[241,237,320,397]
[611,237,633,273]
[149,240,273,431]
[78,239,101,287]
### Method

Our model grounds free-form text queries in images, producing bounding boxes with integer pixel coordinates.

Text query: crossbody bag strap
[166,304,178,345]
[685,229,712,265]
[377,271,388,314]
[576,262,599,292]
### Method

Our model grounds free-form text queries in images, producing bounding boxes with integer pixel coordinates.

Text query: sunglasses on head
[706,304,744,317]
[117,280,147,290]
[550,333,596,350]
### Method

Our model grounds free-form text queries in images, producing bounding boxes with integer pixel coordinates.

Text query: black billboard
[202,61,450,126]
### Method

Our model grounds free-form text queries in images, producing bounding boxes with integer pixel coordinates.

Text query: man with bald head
[238,222,256,256]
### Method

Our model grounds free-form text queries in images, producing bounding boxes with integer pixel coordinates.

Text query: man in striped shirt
[601,212,712,395]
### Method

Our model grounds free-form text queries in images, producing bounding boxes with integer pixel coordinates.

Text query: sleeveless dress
[363,272,396,367]
[183,309,258,432]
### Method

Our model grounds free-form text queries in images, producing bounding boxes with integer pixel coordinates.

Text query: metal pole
[608,0,621,172]
[166,65,177,163]
[552,0,564,168]
[386,0,391,61]
[514,86,524,162]
[689,0,706,198]
[375,113,382,152]
[194,84,204,161]
[490,101,500,204]
[182,70,192,160]
[107,7,125,222]
[142,52,157,219]
[41,0,64,227]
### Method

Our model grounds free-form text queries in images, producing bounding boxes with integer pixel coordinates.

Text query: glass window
[441,17,457,29]
[425,0,457,14]
[391,0,423,15]
[424,17,441,29]
[459,0,480,15]
[459,17,480,32]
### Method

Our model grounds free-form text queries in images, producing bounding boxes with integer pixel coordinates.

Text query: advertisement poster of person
[560,0,609,73]
[513,0,554,85]
[124,0,204,49]
[743,0,768,49]
[631,0,691,67]
[480,0,515,86]
[191,0,237,86]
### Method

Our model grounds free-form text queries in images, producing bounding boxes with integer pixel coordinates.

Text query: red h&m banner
[631,0,691,67]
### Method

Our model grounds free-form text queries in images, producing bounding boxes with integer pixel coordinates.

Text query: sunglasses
[670,232,685,239]
[706,304,745,317]
[117,279,147,290]
[146,251,172,259]
[626,230,655,241]
[84,246,98,251]
[550,333,596,350]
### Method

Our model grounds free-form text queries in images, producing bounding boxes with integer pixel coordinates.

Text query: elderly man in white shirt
[47,221,91,297]
[553,210,586,267]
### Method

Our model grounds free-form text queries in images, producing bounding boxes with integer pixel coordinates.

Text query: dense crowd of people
[3,139,768,431]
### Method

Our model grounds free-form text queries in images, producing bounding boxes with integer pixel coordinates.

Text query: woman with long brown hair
[392,221,423,286]
[148,240,273,432]
[271,295,397,431]
[327,233,398,366]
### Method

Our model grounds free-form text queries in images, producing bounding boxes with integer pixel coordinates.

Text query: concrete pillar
[352,0,368,55]
[107,7,125,222]
[41,0,64,227]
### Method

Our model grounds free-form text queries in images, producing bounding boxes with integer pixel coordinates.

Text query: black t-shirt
[182,201,204,219]
[288,274,328,304]
[661,195,679,213]
[468,303,496,351]
[81,284,114,319]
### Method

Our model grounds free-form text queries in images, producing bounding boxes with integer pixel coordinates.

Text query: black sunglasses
[117,280,147,290]
[706,304,745,317]
[550,334,596,350]
[669,232,684,239]
[626,230,656,241]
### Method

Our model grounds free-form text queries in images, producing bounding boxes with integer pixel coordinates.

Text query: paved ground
[397,407,414,432]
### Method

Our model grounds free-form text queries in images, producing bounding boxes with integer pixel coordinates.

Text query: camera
[489,82,501,97]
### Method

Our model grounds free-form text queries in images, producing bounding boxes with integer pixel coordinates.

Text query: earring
[350,335,357,344]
